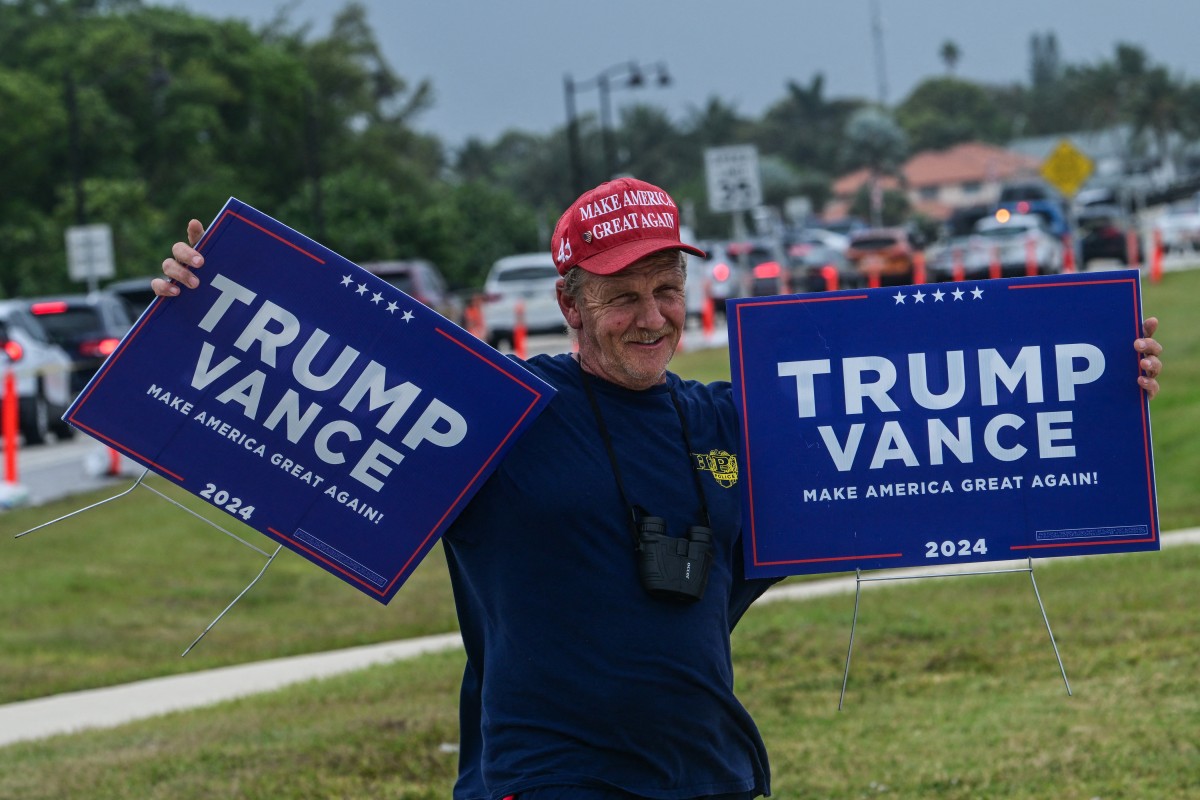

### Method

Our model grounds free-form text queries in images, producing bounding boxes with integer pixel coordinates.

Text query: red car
[845,228,916,286]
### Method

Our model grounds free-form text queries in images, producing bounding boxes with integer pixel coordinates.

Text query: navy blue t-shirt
[443,353,775,800]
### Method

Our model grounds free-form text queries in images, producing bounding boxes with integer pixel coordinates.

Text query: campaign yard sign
[728,271,1158,578]
[64,199,555,603]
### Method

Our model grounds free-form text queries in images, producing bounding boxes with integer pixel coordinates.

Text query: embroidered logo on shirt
[693,449,738,488]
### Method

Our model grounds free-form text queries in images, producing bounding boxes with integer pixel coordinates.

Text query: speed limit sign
[705,145,763,213]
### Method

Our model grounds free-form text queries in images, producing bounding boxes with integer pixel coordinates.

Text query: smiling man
[438,178,780,800]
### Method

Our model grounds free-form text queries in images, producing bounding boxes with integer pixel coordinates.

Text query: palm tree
[844,108,908,226]
[939,40,961,75]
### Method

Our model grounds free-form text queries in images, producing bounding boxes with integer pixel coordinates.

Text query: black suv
[27,293,134,394]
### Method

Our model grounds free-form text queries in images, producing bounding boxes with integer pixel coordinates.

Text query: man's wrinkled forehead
[585,253,685,292]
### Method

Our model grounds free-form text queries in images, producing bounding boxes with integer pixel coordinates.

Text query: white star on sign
[386,301,398,313]
[952,288,965,301]
[893,291,906,304]
[933,289,945,302]
[371,292,383,304]
[971,287,984,299]
[356,283,368,295]
[401,310,415,322]
[912,290,926,303]
[340,275,353,287]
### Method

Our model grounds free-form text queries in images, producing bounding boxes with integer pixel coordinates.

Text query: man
[155,177,1163,799]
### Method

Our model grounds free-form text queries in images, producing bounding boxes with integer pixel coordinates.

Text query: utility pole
[870,0,889,106]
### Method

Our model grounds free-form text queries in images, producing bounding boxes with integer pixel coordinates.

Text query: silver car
[480,253,564,349]
[0,300,75,444]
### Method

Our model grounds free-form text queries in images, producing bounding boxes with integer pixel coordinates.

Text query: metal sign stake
[13,468,279,654]
[838,558,1071,710]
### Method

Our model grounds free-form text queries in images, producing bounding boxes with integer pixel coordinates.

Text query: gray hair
[561,249,688,300]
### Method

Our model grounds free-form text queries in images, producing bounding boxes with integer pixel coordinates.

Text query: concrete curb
[0,633,462,748]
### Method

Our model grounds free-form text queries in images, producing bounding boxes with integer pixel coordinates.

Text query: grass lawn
[0,545,1195,799]
[0,267,1196,797]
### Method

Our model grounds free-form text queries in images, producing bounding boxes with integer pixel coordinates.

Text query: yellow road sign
[1040,139,1094,197]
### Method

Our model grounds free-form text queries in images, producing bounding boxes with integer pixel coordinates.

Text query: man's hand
[1136,316,1163,401]
[151,219,206,297]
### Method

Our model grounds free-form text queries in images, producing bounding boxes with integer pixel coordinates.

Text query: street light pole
[598,72,615,184]
[563,60,670,196]
[563,73,585,197]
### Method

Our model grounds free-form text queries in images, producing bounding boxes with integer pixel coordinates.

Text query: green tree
[755,74,863,175]
[0,0,471,297]
[896,77,1009,151]
[842,107,907,227]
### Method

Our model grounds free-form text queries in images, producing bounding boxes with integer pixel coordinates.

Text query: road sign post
[1040,139,1094,199]
[65,224,115,294]
[705,145,763,238]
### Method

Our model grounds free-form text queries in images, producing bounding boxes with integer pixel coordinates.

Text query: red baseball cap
[550,177,705,276]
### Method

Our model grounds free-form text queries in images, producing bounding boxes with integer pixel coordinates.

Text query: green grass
[0,268,1196,797]
[0,546,1195,799]
[0,482,457,704]
[1135,271,1200,528]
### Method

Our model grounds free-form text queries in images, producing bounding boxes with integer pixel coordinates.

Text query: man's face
[558,253,687,391]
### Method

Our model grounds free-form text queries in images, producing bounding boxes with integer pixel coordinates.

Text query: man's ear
[556,279,582,330]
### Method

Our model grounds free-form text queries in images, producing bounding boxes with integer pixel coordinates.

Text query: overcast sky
[149,0,1196,150]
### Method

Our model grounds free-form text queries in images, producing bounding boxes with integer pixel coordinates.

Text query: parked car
[104,276,159,318]
[725,239,790,297]
[971,212,1063,276]
[924,235,977,281]
[927,213,1064,281]
[784,227,850,262]
[817,216,869,239]
[480,253,562,348]
[362,259,464,326]
[996,181,1071,238]
[789,244,862,291]
[1154,198,1200,253]
[942,204,993,238]
[688,241,751,313]
[0,300,75,444]
[845,228,917,285]
[26,293,134,395]
[1075,205,1141,266]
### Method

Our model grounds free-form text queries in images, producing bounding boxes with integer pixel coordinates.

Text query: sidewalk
[3,528,1196,749]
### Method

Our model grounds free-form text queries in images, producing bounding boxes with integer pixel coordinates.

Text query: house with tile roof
[826,141,1042,222]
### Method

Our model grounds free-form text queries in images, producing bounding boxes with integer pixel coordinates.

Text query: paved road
[7,436,133,508]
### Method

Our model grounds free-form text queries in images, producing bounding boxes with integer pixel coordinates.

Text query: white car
[480,253,564,349]
[0,300,75,445]
[971,213,1063,276]
[926,213,1064,281]
[1154,200,1200,253]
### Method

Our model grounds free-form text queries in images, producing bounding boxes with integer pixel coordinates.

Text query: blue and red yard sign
[728,271,1158,578]
[64,199,555,603]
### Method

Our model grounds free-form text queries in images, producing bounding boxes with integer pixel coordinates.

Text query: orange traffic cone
[701,280,715,340]
[513,301,528,360]
[1062,235,1075,273]
[1150,228,1163,283]
[3,371,16,483]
